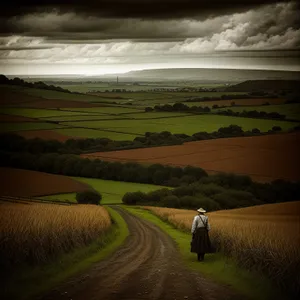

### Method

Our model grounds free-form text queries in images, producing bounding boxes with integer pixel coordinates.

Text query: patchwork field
[42,177,171,204]
[83,132,300,182]
[64,114,298,136]
[0,168,90,197]
[0,122,63,132]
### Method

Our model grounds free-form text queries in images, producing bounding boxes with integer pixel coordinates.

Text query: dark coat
[190,227,212,254]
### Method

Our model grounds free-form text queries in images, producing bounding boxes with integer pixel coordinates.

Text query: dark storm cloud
[1,1,299,44]
[2,0,297,19]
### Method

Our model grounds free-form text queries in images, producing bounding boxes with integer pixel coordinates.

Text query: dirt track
[41,207,241,300]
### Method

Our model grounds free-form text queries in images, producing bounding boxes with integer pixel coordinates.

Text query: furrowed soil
[41,207,241,300]
[83,132,300,183]
[0,168,90,197]
[0,114,38,122]
[16,129,75,141]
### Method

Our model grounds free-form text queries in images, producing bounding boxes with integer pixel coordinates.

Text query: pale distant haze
[1,0,299,75]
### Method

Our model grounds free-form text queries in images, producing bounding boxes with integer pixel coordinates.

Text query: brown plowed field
[0,167,90,197]
[196,98,286,107]
[0,88,103,108]
[83,132,300,183]
[20,99,104,108]
[16,129,75,142]
[0,114,38,122]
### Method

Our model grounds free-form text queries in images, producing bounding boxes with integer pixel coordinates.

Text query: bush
[212,190,259,209]
[193,183,225,197]
[272,126,282,132]
[76,190,102,205]
[122,191,147,204]
[162,195,180,208]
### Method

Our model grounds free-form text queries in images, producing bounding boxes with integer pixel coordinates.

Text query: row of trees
[0,151,208,185]
[217,109,286,120]
[0,75,73,94]
[146,102,211,113]
[122,176,300,210]
[146,102,288,121]
[2,124,296,156]
[1,149,299,208]
[184,93,277,102]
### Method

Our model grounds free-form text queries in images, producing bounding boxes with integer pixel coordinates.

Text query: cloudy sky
[0,0,299,75]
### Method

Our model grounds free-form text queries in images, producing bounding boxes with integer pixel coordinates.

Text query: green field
[60,106,143,114]
[63,114,298,135]
[22,87,110,103]
[46,114,130,122]
[217,103,300,121]
[41,177,169,204]
[0,108,92,118]
[56,128,138,140]
[0,122,63,132]
[123,112,191,119]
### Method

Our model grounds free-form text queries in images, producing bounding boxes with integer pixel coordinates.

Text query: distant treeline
[1,150,299,210]
[216,109,286,120]
[1,125,295,155]
[147,102,288,120]
[0,74,73,94]
[184,92,278,103]
[145,102,211,113]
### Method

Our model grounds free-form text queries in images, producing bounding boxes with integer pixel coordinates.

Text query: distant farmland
[83,132,300,183]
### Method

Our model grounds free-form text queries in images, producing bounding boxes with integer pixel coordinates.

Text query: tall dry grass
[0,203,111,268]
[145,201,300,297]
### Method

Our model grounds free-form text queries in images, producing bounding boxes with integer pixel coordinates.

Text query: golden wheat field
[0,203,111,267]
[144,201,300,295]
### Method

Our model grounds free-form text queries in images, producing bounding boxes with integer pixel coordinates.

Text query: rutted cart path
[41,207,241,300]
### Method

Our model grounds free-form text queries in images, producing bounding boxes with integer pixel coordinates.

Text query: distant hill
[117,68,300,83]
[226,80,300,92]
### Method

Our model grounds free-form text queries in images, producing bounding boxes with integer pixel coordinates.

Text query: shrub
[76,190,102,205]
[162,195,181,208]
[193,183,225,197]
[122,191,147,204]
[212,190,259,209]
[272,126,282,132]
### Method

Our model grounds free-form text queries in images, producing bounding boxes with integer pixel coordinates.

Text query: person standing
[191,208,211,261]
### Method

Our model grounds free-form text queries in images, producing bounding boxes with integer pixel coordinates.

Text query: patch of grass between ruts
[124,206,286,300]
[2,206,129,300]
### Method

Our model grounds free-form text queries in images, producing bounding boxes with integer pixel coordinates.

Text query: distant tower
[117,76,119,84]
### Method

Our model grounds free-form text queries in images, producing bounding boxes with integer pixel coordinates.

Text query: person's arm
[206,216,211,231]
[191,216,198,234]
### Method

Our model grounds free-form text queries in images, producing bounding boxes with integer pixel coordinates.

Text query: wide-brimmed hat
[197,208,206,213]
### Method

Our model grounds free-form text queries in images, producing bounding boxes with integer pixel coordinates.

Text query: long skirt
[191,227,212,254]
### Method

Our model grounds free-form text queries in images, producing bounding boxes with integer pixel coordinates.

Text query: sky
[0,0,299,75]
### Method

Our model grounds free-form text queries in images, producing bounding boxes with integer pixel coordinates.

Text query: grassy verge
[124,206,285,300]
[2,207,128,300]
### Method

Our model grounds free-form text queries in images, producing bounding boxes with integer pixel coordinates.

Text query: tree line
[1,125,292,156]
[122,175,300,210]
[1,150,299,210]
[216,109,286,120]
[146,102,287,121]
[0,74,73,94]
